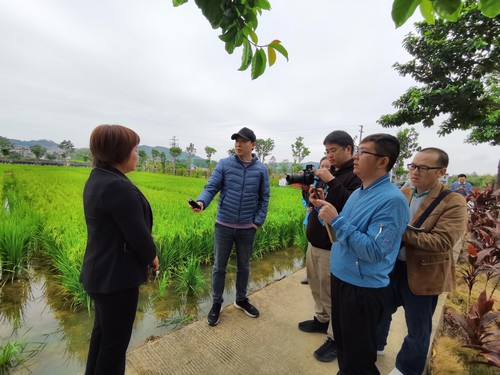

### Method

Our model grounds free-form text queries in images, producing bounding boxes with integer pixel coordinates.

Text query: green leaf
[248,29,258,44]
[172,0,188,6]
[269,41,289,61]
[239,39,253,71]
[478,0,500,17]
[256,0,271,11]
[251,48,266,80]
[268,45,276,67]
[419,0,436,24]
[218,25,237,42]
[431,0,462,21]
[225,39,236,54]
[194,0,226,29]
[392,0,421,28]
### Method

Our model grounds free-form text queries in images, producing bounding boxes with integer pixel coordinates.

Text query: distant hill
[10,139,60,150]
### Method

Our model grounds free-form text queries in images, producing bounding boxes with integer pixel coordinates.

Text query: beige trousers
[305,242,333,337]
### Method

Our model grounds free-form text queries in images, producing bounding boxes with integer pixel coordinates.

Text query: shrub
[448,186,500,369]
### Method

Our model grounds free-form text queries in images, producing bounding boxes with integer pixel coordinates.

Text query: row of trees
[0,137,76,162]
[0,128,456,182]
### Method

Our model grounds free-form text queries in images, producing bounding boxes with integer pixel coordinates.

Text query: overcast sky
[0,0,498,175]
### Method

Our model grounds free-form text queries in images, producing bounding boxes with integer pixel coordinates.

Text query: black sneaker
[314,337,337,362]
[300,278,309,285]
[207,303,221,326]
[298,316,329,333]
[234,298,259,318]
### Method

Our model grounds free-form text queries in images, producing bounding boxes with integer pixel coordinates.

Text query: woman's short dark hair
[90,124,140,168]
[323,130,354,154]
[361,133,400,172]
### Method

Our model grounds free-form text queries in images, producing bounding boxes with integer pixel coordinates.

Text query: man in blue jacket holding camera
[192,127,270,327]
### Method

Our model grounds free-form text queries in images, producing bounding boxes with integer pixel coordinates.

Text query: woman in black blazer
[80,124,159,375]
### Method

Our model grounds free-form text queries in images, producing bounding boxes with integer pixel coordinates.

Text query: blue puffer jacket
[197,155,270,226]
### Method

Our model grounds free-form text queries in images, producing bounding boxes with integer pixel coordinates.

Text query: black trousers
[85,287,139,375]
[331,275,390,375]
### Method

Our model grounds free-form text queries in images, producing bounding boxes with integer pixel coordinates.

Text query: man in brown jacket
[377,147,468,375]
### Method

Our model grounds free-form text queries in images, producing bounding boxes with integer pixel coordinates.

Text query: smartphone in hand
[313,187,321,199]
[188,198,201,209]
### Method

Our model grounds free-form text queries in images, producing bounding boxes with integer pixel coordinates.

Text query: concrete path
[126,268,444,375]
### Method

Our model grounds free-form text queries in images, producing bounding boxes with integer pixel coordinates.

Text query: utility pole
[170,136,178,148]
[358,125,364,146]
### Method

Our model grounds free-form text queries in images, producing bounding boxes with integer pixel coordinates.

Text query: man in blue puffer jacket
[192,127,270,327]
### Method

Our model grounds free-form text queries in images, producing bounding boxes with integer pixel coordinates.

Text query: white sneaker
[388,368,404,375]
[377,349,385,356]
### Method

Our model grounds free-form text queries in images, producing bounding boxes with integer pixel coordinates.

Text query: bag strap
[413,189,453,228]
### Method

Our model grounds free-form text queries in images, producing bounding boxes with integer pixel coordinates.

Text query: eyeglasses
[407,164,443,172]
[325,146,345,155]
[354,147,386,158]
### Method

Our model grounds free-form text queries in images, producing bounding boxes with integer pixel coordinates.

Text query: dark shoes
[209,299,259,325]
[234,298,260,318]
[314,337,338,362]
[298,316,329,333]
[300,278,309,285]
[207,302,221,326]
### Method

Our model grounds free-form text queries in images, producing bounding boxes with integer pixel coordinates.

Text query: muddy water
[0,247,305,374]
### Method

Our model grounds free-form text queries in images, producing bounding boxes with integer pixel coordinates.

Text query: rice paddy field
[0,164,307,374]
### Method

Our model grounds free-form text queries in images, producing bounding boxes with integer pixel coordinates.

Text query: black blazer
[80,167,157,294]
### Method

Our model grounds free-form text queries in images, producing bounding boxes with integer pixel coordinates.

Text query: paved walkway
[126,268,445,375]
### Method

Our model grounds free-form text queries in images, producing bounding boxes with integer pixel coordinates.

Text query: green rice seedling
[158,314,196,329]
[174,256,207,298]
[0,212,36,280]
[157,270,170,297]
[44,230,89,311]
[294,225,308,255]
[0,336,45,375]
[0,340,25,374]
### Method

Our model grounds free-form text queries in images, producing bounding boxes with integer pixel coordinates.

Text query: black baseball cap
[231,127,256,142]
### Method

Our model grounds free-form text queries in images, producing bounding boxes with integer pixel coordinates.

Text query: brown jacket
[402,183,467,295]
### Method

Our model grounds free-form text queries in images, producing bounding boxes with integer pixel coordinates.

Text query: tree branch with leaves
[255,138,274,163]
[173,0,288,79]
[379,2,500,146]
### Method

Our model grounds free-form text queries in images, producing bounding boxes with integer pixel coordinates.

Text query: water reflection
[0,274,31,326]
[0,246,304,374]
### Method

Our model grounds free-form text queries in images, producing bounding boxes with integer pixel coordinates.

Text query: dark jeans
[332,275,390,375]
[376,260,438,375]
[212,223,257,304]
[85,287,139,375]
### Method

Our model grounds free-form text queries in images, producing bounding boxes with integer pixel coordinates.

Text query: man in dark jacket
[192,127,270,327]
[298,130,361,362]
[299,130,361,362]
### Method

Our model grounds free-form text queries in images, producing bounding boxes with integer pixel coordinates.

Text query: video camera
[286,164,316,186]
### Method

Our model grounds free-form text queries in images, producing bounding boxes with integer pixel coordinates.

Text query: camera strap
[412,189,453,229]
